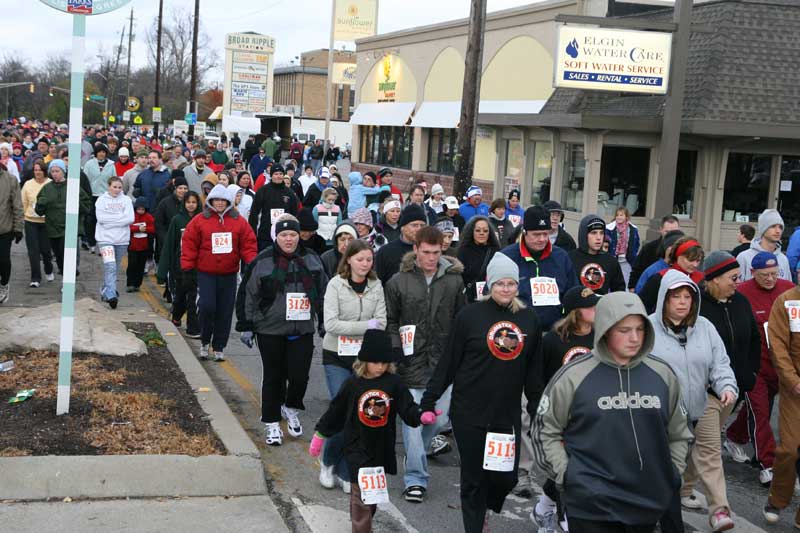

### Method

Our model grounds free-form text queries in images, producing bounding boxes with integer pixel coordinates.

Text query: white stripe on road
[378,500,420,533]
[291,496,420,533]
[682,510,766,533]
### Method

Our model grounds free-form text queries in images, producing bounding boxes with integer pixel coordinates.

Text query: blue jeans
[97,243,127,301]
[322,364,353,480]
[402,386,452,489]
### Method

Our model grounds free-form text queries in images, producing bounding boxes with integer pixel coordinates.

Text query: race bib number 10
[530,277,560,306]
[358,467,389,505]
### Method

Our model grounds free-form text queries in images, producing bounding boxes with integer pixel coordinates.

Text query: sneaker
[530,506,557,533]
[0,283,9,303]
[512,470,533,499]
[108,297,118,309]
[265,422,283,446]
[560,518,569,533]
[681,489,708,510]
[403,485,425,503]
[281,405,302,437]
[710,510,734,532]
[29,281,40,288]
[126,286,135,293]
[338,477,351,494]
[318,460,335,489]
[185,331,201,339]
[199,345,210,360]
[46,273,55,282]
[764,502,781,524]
[171,319,181,328]
[81,242,90,251]
[724,440,750,463]
[214,350,225,362]
[427,434,452,457]
[760,467,774,486]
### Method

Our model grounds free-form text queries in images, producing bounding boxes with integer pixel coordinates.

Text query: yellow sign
[378,55,396,102]
[108,115,116,123]
[331,63,357,85]
[333,0,377,42]
[133,115,143,125]
[126,96,140,112]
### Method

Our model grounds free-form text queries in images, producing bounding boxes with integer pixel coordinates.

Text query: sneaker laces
[266,423,283,439]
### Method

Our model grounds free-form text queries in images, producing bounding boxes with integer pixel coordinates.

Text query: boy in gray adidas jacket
[533,292,691,529]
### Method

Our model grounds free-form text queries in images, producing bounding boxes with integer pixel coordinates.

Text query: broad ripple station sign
[555,25,673,95]
[39,0,130,15]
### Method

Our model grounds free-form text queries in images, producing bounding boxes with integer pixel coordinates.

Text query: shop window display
[560,143,585,212]
[597,146,650,218]
[359,126,413,169]
[530,141,552,206]
[722,153,771,222]
[427,128,457,175]
[673,150,698,218]
[777,155,800,242]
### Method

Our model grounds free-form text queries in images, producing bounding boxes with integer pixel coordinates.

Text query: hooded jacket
[94,190,135,246]
[129,198,155,252]
[569,214,626,295]
[0,169,23,235]
[313,200,342,244]
[157,201,200,283]
[34,178,92,238]
[83,156,117,196]
[648,270,738,421]
[385,253,465,388]
[346,172,382,217]
[248,179,300,248]
[180,184,258,275]
[133,164,171,211]
[765,285,800,393]
[737,237,792,282]
[322,275,387,364]
[154,190,182,245]
[533,292,692,525]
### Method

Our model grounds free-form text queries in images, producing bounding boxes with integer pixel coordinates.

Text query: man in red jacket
[727,251,794,485]
[181,183,257,361]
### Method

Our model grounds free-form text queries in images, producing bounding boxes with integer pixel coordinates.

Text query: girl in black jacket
[457,215,500,302]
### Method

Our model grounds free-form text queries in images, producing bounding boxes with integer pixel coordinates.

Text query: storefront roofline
[682,120,800,141]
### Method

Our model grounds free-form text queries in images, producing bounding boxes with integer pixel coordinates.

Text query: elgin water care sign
[555,25,673,95]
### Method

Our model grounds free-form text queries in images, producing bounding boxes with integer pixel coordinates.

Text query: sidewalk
[1,241,288,532]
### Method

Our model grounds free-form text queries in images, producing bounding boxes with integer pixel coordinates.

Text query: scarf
[615,219,629,257]
[271,246,319,312]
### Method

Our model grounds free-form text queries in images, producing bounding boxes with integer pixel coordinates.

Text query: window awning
[208,106,223,121]
[221,115,262,135]
[409,100,549,129]
[479,100,548,114]
[349,102,416,126]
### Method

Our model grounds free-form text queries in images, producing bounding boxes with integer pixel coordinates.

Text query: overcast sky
[18,0,543,85]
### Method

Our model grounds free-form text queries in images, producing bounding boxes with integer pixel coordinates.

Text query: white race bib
[508,214,521,228]
[337,335,362,356]
[100,245,115,264]
[211,232,232,254]
[270,208,285,225]
[133,232,147,238]
[475,281,486,299]
[399,325,416,356]
[286,292,311,321]
[764,321,770,348]
[530,277,560,306]
[785,301,800,333]
[483,431,515,472]
[358,466,389,505]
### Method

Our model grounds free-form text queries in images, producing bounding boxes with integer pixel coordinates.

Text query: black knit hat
[270,164,285,176]
[275,218,300,236]
[658,230,686,257]
[358,330,398,363]
[173,176,189,188]
[562,286,601,315]
[94,142,109,156]
[398,203,427,227]
[297,208,319,231]
[523,205,551,232]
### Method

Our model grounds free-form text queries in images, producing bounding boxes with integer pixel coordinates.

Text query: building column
[411,127,424,171]
[582,132,604,215]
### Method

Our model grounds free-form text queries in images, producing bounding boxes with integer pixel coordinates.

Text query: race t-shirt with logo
[314,373,423,482]
[568,249,625,295]
[541,329,594,384]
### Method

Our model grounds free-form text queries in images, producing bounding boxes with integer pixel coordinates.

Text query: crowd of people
[1,118,800,533]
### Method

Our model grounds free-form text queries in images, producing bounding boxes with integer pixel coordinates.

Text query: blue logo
[566,38,579,59]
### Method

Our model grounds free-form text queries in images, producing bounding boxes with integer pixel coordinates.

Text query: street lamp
[2,67,26,119]
[88,71,110,128]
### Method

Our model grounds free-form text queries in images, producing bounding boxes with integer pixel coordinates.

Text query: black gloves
[13,231,23,244]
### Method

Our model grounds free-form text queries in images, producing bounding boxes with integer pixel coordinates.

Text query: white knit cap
[431,183,444,196]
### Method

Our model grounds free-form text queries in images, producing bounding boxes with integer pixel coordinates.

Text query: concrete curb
[0,319,267,501]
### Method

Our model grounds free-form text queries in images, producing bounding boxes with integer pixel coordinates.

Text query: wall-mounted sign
[332,63,357,85]
[555,25,672,95]
[39,0,130,14]
[334,0,378,42]
[378,55,396,103]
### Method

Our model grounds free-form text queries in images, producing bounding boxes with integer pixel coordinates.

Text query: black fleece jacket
[569,215,626,295]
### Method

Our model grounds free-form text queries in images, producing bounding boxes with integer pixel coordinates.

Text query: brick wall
[351,162,495,199]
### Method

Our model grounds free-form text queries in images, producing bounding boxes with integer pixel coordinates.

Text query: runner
[488,199,515,245]
[542,201,576,252]
[125,198,154,293]
[506,189,524,223]
[459,186,489,222]
[374,203,428,285]
[236,215,327,445]
[422,252,542,532]
[375,198,401,244]
[94,176,135,309]
[318,239,386,493]
[534,291,692,531]
[605,206,640,286]
[385,226,464,503]
[84,143,117,251]
[248,164,300,251]
[182,184,257,362]
[122,149,148,198]
[346,171,383,217]
[0,161,23,303]
[312,188,342,247]
[20,159,53,287]
[569,213,625,294]
[321,221,358,278]
[639,236,705,314]
[629,215,681,290]
[435,218,457,258]
[737,209,792,282]
[184,149,213,194]
[309,329,431,533]
[457,215,500,303]
[635,230,685,293]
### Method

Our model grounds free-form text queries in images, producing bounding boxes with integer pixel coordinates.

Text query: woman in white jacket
[95,176,135,309]
[318,238,387,493]
[649,269,738,532]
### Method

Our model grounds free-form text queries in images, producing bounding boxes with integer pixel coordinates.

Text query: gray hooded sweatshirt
[534,291,691,525]
[648,269,738,421]
[736,237,792,282]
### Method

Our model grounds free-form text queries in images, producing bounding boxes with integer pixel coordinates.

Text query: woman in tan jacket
[20,160,53,287]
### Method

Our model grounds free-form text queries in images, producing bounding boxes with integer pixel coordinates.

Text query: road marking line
[291,497,350,533]
[378,500,420,533]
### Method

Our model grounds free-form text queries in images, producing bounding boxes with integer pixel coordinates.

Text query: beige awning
[349,102,415,126]
[208,106,224,121]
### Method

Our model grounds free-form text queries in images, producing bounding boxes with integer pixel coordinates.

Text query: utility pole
[108,25,125,126]
[323,1,336,152]
[125,8,134,128]
[453,0,487,200]
[188,0,200,140]
[153,0,164,138]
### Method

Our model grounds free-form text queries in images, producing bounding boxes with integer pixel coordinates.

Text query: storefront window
[777,155,800,241]
[673,150,698,218]
[722,153,771,222]
[561,143,585,212]
[359,125,414,169]
[530,141,552,206]
[503,139,523,199]
[427,128,456,175]
[598,146,650,218]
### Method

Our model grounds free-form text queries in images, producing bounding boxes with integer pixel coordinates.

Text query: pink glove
[420,409,442,425]
[309,433,325,457]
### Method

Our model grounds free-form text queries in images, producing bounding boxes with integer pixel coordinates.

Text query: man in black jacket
[569,214,625,295]
[248,164,300,250]
[375,204,428,285]
[154,175,189,301]
[628,215,680,290]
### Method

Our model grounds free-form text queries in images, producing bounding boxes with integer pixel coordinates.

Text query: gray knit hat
[758,209,784,238]
[486,252,519,289]
[435,218,455,235]
[703,250,739,281]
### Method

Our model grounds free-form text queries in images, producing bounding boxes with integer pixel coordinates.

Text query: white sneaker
[281,405,303,437]
[724,440,750,463]
[46,273,55,282]
[199,345,210,360]
[318,460,335,489]
[214,350,225,362]
[530,506,557,533]
[681,489,708,510]
[29,281,40,288]
[560,517,569,533]
[760,467,774,486]
[338,477,351,494]
[0,283,9,303]
[265,422,283,446]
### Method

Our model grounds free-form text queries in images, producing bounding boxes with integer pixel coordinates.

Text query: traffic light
[48,89,54,97]
[29,83,35,94]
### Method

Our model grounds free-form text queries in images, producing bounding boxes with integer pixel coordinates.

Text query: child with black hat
[309,329,438,533]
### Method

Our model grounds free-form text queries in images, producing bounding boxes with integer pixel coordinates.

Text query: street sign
[122,110,131,121]
[152,106,162,123]
[39,0,131,15]
[185,113,197,125]
[108,115,115,123]
[89,94,105,101]
[133,115,143,125]
[126,96,140,112]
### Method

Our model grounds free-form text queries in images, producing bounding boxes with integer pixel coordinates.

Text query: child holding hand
[309,330,439,533]
[126,197,154,292]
